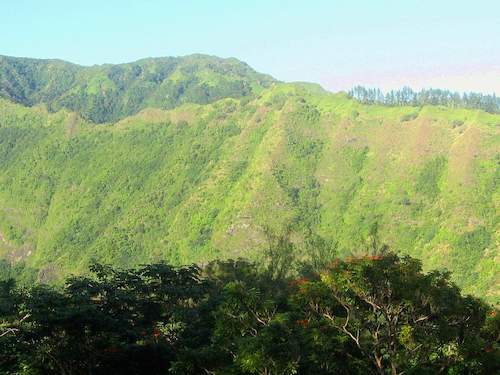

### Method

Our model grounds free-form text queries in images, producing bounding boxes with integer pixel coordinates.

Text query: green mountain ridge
[0,54,275,123]
[0,56,498,303]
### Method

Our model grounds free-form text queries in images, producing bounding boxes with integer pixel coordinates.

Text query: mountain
[0,54,275,123]
[0,56,498,303]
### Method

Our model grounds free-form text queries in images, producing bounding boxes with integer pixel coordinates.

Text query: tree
[0,254,497,374]
[296,254,499,374]
[0,263,207,375]
[348,86,500,113]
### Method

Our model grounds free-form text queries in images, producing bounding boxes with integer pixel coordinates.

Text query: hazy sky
[3,0,499,94]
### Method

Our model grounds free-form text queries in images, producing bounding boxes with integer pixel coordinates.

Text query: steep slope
[0,54,275,123]
[0,83,498,302]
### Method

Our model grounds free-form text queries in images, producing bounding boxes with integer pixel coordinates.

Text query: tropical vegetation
[1,251,499,374]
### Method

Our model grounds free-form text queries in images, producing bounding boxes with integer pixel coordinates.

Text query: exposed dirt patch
[251,105,270,124]
[409,119,438,159]
[38,263,57,283]
[65,113,80,138]
[0,228,34,263]
[448,126,481,187]
[6,243,33,263]
[168,106,201,125]
[116,108,170,127]
[116,106,203,128]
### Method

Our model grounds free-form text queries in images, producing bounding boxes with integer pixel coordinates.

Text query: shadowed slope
[0,54,275,123]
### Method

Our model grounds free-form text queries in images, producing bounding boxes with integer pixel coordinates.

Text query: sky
[2,0,499,94]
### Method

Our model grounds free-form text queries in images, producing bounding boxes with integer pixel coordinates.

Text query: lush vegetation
[348,86,500,113]
[0,54,275,123]
[0,79,498,304]
[1,251,498,375]
[0,55,498,372]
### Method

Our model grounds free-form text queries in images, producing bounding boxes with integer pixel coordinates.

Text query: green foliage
[349,85,500,113]
[0,54,275,123]
[450,227,492,289]
[0,262,207,374]
[0,260,37,284]
[0,57,498,374]
[1,253,498,374]
[300,255,496,374]
[415,156,447,199]
[400,112,419,122]
[0,75,498,304]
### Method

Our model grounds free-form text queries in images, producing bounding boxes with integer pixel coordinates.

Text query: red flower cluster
[289,277,310,287]
[296,319,309,328]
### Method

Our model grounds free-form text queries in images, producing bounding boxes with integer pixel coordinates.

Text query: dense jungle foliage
[0,54,275,123]
[0,79,498,303]
[1,251,499,375]
[0,54,498,373]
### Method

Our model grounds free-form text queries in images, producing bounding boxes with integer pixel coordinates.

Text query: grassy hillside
[0,54,275,123]
[0,83,498,302]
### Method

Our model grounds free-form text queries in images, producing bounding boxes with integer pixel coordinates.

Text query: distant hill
[0,56,498,303]
[0,54,275,123]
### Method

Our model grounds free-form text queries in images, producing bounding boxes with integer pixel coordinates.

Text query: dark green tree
[296,254,499,374]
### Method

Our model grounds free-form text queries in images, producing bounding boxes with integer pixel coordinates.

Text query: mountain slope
[0,54,275,123]
[0,82,498,302]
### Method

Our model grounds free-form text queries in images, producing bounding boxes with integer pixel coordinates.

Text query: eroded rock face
[7,244,33,264]
[38,263,57,283]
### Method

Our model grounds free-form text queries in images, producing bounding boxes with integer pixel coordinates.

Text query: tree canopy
[348,86,500,113]
[1,252,498,374]
[0,54,275,123]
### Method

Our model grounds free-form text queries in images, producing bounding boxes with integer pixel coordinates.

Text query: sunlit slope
[0,83,498,301]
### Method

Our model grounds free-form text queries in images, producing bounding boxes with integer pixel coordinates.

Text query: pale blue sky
[3,0,499,93]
